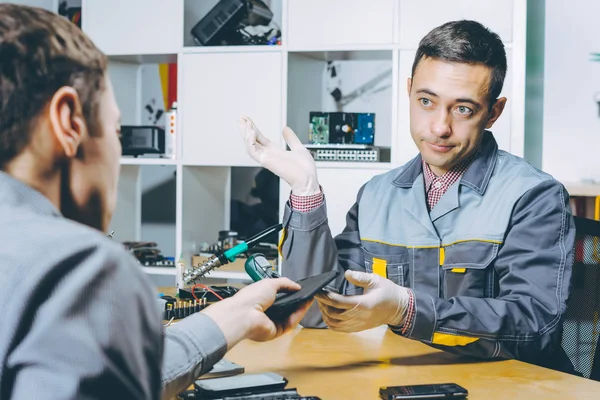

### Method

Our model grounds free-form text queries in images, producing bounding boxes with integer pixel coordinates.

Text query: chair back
[561,216,600,381]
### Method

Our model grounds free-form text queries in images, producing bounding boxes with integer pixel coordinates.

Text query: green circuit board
[309,113,329,144]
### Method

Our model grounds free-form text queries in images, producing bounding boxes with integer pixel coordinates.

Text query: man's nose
[430,109,452,138]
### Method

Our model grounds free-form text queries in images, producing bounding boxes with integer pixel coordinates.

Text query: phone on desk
[195,372,287,398]
[196,359,244,380]
[380,383,468,399]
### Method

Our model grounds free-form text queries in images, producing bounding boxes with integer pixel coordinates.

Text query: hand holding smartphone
[265,270,339,320]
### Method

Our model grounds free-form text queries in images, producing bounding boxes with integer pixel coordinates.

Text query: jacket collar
[0,171,62,217]
[392,131,498,196]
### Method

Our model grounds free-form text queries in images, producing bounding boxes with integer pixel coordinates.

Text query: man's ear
[486,97,507,129]
[48,86,86,158]
[407,77,412,97]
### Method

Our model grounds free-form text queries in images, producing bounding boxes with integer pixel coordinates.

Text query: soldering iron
[182,223,283,284]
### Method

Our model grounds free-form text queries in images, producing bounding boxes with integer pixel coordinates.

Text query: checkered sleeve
[389,289,415,336]
[290,188,324,213]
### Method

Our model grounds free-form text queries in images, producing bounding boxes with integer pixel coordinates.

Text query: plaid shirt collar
[422,147,481,208]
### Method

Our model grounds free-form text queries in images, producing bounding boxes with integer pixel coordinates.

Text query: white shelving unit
[120,158,178,166]
[22,0,593,285]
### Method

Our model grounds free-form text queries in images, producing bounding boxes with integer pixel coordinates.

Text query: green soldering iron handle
[223,242,249,262]
[220,223,284,281]
[222,223,283,263]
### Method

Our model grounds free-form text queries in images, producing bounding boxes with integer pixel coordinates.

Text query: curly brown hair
[0,3,107,167]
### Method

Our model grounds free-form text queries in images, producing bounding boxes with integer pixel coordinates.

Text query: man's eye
[419,98,432,107]
[456,106,473,115]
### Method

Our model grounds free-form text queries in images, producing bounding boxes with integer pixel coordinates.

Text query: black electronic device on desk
[124,241,175,267]
[162,286,239,321]
[380,383,468,399]
[162,295,207,321]
[188,372,321,400]
[160,285,234,319]
[179,286,239,301]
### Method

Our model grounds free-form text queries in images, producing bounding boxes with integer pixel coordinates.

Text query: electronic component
[308,111,375,146]
[194,372,288,398]
[380,383,468,399]
[123,241,174,267]
[178,285,239,301]
[189,388,321,400]
[191,0,247,46]
[305,144,390,163]
[163,298,207,321]
[354,113,375,145]
[245,253,280,281]
[190,0,276,47]
[120,125,165,157]
[328,112,355,144]
[182,223,283,284]
[308,112,329,144]
[304,110,385,162]
[245,0,273,26]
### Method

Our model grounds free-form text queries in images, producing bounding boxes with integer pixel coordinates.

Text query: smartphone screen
[380,383,468,399]
[195,372,286,394]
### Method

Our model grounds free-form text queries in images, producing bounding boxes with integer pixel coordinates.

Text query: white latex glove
[315,270,410,333]
[238,116,320,196]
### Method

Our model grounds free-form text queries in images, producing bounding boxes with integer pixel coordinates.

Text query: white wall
[140,64,167,125]
[543,0,600,183]
[231,167,261,204]
[140,166,176,258]
[107,61,140,125]
[321,60,392,148]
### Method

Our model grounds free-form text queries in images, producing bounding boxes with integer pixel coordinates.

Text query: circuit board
[354,113,375,145]
[309,112,329,144]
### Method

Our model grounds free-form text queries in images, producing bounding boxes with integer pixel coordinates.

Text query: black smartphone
[379,383,468,399]
[265,270,340,319]
[194,372,287,398]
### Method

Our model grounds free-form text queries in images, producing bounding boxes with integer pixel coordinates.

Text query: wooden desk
[224,326,600,400]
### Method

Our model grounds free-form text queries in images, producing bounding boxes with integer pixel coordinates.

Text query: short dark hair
[0,4,107,168]
[411,20,507,103]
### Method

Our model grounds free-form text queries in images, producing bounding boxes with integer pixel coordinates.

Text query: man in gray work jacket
[240,20,575,373]
[0,5,311,400]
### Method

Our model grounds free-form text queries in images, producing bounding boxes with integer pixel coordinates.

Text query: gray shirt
[0,172,227,399]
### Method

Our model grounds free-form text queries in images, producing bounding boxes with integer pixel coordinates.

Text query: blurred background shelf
[19,0,538,287]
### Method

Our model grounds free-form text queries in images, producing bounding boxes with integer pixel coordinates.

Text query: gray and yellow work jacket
[280,132,575,371]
